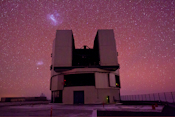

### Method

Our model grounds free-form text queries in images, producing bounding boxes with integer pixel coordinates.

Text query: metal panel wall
[97,30,118,66]
[51,75,64,91]
[95,72,108,88]
[98,89,120,103]
[51,76,58,91]
[63,86,97,104]
[51,39,57,76]
[54,30,73,67]
[109,73,116,87]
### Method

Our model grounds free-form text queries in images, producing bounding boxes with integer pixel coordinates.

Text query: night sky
[0,0,175,100]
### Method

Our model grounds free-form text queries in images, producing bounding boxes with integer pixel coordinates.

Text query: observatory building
[50,29,120,104]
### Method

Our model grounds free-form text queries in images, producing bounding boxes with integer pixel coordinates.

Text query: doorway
[107,96,110,103]
[74,91,84,104]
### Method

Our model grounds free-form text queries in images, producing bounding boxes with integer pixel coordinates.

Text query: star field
[0,0,175,99]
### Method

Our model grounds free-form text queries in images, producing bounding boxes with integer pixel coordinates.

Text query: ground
[0,102,174,116]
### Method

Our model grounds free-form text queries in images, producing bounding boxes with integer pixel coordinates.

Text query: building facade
[50,29,120,104]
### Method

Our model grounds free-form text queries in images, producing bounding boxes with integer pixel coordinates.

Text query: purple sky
[0,0,175,99]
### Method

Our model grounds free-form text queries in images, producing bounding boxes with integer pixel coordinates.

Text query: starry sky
[0,0,175,100]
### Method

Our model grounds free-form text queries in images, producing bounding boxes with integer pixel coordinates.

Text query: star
[36,61,44,66]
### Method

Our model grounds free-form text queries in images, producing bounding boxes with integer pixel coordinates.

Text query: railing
[121,91,175,103]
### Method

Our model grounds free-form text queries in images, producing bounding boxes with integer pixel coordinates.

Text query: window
[64,73,95,87]
[115,75,120,88]
[108,74,110,87]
